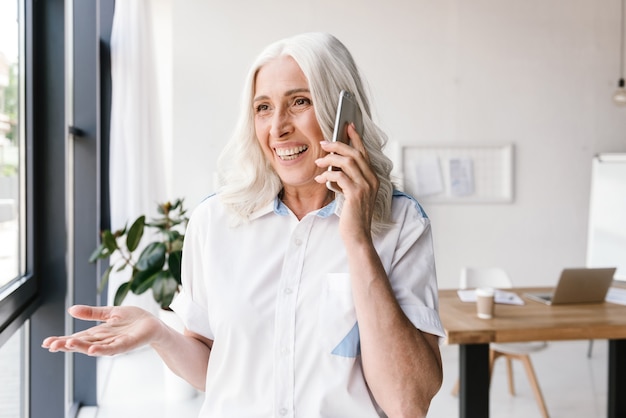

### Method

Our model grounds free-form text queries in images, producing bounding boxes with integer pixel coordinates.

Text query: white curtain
[108,0,169,312]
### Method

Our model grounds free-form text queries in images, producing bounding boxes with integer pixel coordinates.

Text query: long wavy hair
[216,32,394,232]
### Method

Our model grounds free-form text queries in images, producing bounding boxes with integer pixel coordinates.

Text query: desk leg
[459,343,490,418]
[608,339,626,418]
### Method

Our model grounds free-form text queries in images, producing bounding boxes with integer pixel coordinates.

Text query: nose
[269,108,293,139]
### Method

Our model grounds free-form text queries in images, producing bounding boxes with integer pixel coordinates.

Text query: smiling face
[253,56,328,193]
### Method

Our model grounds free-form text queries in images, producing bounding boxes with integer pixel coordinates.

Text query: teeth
[276,145,308,160]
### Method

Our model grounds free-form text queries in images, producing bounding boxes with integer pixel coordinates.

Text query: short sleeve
[386,194,446,340]
[169,201,214,340]
[170,289,214,339]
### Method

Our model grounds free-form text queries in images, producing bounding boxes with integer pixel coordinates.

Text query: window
[0,0,22,289]
[0,2,28,416]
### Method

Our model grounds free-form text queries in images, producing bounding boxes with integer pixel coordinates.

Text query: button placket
[273,216,314,418]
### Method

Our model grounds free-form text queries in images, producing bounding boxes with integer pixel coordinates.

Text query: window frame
[0,1,115,417]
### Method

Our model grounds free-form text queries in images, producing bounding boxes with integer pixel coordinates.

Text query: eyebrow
[253,88,311,103]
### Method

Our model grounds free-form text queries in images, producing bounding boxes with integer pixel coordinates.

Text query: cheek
[307,140,323,159]
[305,118,326,142]
[254,121,269,148]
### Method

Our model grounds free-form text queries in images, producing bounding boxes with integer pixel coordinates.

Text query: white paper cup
[476,287,495,319]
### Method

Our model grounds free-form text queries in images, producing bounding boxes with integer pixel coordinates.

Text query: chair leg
[489,348,501,379]
[491,350,516,394]
[587,339,594,358]
[505,356,515,395]
[519,354,550,418]
[456,349,549,417]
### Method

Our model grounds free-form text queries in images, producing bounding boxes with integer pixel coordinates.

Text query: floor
[430,339,607,418]
[78,339,608,418]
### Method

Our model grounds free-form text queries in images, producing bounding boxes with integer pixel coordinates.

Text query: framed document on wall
[401,144,514,203]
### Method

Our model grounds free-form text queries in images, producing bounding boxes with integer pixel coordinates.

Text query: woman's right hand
[42,305,165,356]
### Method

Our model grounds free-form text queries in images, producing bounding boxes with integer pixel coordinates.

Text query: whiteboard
[586,154,626,281]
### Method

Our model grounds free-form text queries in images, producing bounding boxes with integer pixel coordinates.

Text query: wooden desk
[439,287,626,418]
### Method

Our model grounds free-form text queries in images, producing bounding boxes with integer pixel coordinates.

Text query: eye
[293,97,311,107]
[255,103,271,114]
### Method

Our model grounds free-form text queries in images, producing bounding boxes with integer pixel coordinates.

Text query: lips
[275,145,309,161]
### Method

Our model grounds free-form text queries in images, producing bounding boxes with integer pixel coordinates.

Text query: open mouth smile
[275,145,308,161]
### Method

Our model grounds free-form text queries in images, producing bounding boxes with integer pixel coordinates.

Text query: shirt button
[284,288,293,295]
[294,238,302,246]
[279,408,288,416]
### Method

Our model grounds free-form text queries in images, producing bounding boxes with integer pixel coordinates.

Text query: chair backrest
[459,267,514,289]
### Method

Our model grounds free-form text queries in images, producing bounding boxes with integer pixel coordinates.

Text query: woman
[43,32,444,418]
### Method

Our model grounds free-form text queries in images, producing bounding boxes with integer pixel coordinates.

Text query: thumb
[68,305,113,322]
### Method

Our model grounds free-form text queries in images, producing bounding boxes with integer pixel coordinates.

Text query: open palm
[42,305,163,356]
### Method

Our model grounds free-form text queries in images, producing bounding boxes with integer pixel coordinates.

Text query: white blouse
[170,191,445,417]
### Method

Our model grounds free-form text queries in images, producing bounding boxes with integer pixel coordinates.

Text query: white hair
[216,32,394,232]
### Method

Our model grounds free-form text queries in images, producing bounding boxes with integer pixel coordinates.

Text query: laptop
[524,267,616,305]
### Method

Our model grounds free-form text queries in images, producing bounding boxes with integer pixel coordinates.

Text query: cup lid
[475,287,495,297]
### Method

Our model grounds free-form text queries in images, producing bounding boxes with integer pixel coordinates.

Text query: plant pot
[158,309,199,401]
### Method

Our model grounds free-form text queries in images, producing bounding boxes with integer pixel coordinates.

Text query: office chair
[451,267,550,418]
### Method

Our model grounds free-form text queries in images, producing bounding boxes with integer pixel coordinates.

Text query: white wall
[168,0,626,289]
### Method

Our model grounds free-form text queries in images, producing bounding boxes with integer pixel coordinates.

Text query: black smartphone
[326,90,363,194]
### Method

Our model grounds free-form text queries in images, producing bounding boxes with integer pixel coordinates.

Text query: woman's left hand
[315,123,379,242]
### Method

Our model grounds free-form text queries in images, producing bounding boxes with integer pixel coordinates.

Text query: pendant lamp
[614,0,626,105]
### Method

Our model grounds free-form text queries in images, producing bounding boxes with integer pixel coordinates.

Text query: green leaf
[157,202,168,215]
[102,229,119,253]
[170,238,184,252]
[126,215,145,252]
[171,199,182,211]
[171,218,186,227]
[130,268,160,295]
[88,243,107,263]
[168,250,182,284]
[113,282,131,306]
[146,219,168,229]
[136,242,166,271]
[152,272,179,309]
[116,262,129,272]
[165,230,182,242]
[113,224,127,237]
[98,265,114,294]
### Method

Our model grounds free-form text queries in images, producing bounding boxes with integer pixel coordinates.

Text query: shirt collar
[250,194,341,219]
[248,199,276,221]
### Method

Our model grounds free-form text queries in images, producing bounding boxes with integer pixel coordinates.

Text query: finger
[346,123,368,160]
[44,338,84,354]
[48,334,123,356]
[345,127,378,186]
[68,305,114,322]
[320,135,371,177]
[42,336,61,348]
[317,158,366,197]
[318,143,362,173]
[66,335,116,353]
[85,338,132,356]
[43,334,90,352]
[318,149,375,190]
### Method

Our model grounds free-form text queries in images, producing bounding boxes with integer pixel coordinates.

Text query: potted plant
[89,199,188,310]
[90,198,198,400]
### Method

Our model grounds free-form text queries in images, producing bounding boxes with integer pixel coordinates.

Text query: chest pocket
[317,273,360,357]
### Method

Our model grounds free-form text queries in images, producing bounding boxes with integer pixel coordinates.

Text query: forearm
[347,241,443,418]
[150,325,212,391]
